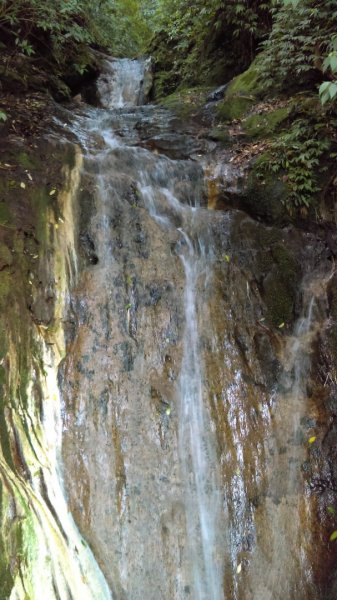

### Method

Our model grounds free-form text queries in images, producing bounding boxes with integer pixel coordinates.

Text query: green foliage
[256,117,331,211]
[319,35,337,104]
[259,0,337,95]
[0,0,151,84]
[150,0,273,89]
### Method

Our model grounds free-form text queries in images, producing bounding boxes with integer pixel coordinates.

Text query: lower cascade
[1,58,335,599]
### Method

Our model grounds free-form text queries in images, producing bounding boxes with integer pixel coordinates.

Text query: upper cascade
[97,57,153,109]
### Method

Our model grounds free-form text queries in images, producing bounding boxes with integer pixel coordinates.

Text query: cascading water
[2,57,334,599]
[178,232,223,600]
[58,58,332,599]
[97,57,152,108]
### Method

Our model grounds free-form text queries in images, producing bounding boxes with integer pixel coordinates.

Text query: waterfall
[2,57,333,600]
[97,58,152,108]
[178,232,223,600]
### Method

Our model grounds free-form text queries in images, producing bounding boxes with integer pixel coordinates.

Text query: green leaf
[319,81,331,93]
[329,83,337,99]
[329,531,337,541]
[330,55,337,73]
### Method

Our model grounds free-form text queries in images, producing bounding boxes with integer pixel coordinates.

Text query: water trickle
[178,232,224,600]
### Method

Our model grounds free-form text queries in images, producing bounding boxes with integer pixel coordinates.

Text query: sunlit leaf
[308,436,316,444]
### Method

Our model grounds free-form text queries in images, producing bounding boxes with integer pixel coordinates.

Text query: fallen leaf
[49,189,56,196]
[278,322,285,329]
[309,436,316,444]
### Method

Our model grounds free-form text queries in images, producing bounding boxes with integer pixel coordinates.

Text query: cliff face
[0,56,337,599]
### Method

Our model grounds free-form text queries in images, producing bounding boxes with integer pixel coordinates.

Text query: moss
[262,243,300,327]
[16,152,39,171]
[207,126,231,144]
[271,243,298,281]
[216,61,266,122]
[264,278,295,326]
[239,171,289,224]
[217,95,254,121]
[159,86,212,119]
[242,107,290,138]
[0,395,15,471]
[152,70,179,101]
[0,203,11,226]
[0,272,12,301]
[0,245,13,269]
[228,64,261,96]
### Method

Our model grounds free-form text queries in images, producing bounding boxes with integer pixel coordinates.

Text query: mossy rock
[242,107,290,138]
[263,275,294,327]
[217,95,254,122]
[238,171,289,224]
[207,126,231,144]
[227,63,261,96]
[159,86,212,119]
[216,60,266,122]
[262,242,300,327]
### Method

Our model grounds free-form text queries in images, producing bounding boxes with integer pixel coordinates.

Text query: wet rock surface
[59,61,337,600]
[0,58,337,599]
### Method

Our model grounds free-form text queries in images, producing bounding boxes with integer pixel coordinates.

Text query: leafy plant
[256,118,331,211]
[259,0,337,94]
[0,0,152,83]
[150,0,273,87]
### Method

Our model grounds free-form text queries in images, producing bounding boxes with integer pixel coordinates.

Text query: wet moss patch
[216,62,265,123]
[242,107,290,138]
[159,87,212,121]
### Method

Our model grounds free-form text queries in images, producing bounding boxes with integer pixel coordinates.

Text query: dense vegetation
[148,0,273,95]
[0,0,151,96]
[1,0,337,217]
[148,0,337,100]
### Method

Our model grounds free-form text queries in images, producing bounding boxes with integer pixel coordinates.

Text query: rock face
[0,59,337,600]
[60,64,336,599]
